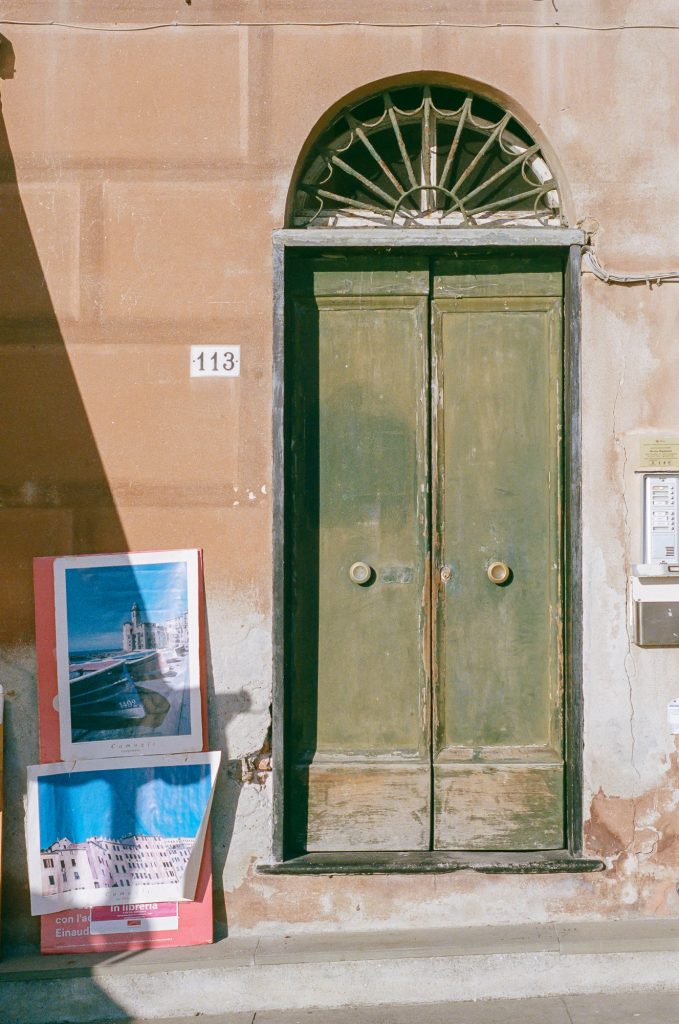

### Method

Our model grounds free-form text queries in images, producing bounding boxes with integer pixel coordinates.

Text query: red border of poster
[33,553,214,953]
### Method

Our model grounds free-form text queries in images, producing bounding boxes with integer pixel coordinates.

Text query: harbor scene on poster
[53,551,202,759]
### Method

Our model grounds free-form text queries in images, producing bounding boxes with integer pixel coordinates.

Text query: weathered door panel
[432,253,563,299]
[431,263,564,850]
[285,252,566,856]
[286,257,431,852]
[434,763,564,850]
[299,764,430,851]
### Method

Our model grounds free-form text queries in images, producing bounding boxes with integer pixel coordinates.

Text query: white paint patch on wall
[204,591,271,759]
[581,541,637,796]
[171,588,274,902]
[223,780,273,894]
[580,285,670,799]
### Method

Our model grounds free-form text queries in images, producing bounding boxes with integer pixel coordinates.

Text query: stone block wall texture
[1,0,679,949]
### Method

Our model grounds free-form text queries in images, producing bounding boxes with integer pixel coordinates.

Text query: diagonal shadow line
[0,30,126,960]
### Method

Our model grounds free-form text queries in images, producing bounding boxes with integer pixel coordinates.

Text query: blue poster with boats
[53,551,203,760]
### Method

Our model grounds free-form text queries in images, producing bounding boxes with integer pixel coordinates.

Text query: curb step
[3,919,679,1024]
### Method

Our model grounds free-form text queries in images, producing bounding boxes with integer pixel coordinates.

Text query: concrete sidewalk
[80,994,679,1024]
[5,920,679,1024]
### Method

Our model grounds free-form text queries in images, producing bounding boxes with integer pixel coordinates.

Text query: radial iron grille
[293,85,561,228]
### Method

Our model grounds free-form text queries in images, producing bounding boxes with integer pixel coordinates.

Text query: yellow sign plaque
[640,437,679,467]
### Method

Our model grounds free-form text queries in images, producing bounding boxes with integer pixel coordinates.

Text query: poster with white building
[52,550,203,760]
[27,752,220,916]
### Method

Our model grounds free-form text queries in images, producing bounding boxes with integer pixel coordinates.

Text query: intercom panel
[644,475,679,564]
[632,473,679,647]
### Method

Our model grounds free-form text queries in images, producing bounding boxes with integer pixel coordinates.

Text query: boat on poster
[53,550,203,759]
[69,659,147,728]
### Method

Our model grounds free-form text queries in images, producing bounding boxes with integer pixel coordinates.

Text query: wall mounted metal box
[632,474,679,647]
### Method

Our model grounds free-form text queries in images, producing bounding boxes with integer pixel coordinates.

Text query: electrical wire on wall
[582,247,679,287]
[3,19,679,32]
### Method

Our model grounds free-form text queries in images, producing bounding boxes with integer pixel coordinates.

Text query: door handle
[487,560,511,585]
[349,561,373,586]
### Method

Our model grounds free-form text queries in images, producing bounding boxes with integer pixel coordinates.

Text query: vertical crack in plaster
[613,352,641,785]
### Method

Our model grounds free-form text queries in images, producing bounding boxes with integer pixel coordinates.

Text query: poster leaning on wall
[53,550,203,760]
[33,551,215,952]
[26,752,220,917]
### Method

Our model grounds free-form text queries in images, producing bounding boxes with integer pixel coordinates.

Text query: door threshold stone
[258,850,605,874]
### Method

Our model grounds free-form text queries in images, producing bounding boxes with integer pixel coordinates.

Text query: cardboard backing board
[33,553,214,953]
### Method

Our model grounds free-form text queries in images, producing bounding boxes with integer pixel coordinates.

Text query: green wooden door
[285,251,565,855]
[431,257,564,850]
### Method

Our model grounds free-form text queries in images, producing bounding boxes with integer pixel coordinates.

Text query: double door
[285,251,565,853]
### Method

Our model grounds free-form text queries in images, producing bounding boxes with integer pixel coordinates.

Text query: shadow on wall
[0,34,247,964]
[0,32,128,952]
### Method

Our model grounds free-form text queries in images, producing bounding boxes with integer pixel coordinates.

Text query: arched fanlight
[292,85,562,228]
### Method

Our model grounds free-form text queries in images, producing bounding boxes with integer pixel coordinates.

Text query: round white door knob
[349,561,373,585]
[487,560,511,585]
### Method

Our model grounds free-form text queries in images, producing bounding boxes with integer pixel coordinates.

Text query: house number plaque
[190,345,241,378]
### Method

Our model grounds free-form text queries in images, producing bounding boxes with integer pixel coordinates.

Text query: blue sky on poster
[37,763,211,848]
[66,561,187,652]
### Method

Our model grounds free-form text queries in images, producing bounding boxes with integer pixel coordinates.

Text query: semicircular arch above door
[290,84,562,229]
